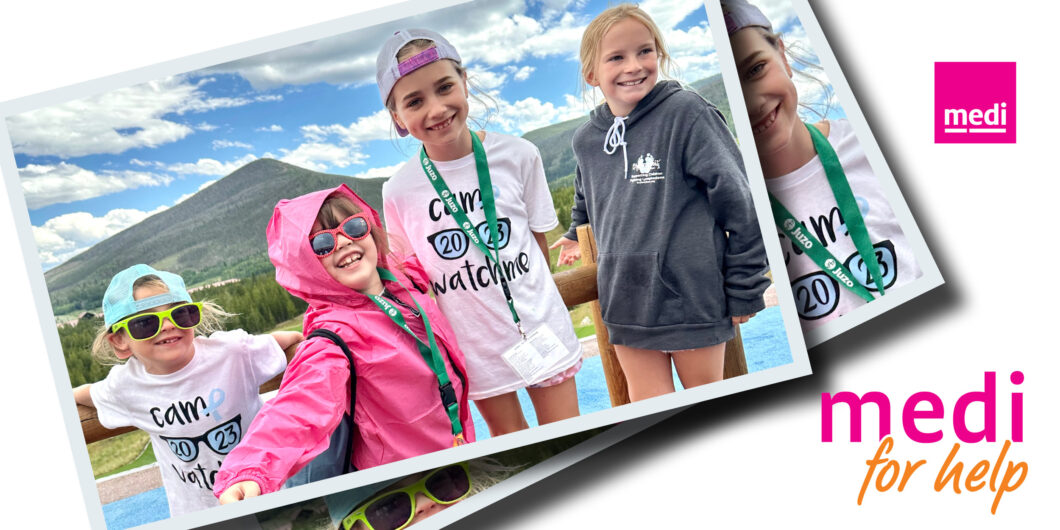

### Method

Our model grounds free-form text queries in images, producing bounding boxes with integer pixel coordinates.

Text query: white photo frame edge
[0,1,814,528]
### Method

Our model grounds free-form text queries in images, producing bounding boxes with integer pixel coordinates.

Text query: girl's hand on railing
[549,237,581,266]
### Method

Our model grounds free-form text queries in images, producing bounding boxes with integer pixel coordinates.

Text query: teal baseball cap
[102,264,192,327]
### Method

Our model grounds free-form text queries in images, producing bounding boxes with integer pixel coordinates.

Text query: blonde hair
[579,4,673,99]
[90,275,231,365]
[315,194,390,258]
[467,457,523,495]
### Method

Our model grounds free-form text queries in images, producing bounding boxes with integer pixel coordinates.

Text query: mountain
[523,74,733,184]
[45,75,735,313]
[44,159,387,314]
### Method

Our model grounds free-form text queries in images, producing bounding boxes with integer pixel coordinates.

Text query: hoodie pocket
[597,252,684,327]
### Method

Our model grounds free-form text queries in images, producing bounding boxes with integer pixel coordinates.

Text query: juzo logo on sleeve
[935,62,1016,143]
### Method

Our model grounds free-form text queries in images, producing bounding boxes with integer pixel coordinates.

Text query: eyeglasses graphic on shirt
[426,217,511,260]
[792,242,897,320]
[158,414,242,462]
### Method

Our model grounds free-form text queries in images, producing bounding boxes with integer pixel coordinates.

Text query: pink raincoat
[214,184,474,496]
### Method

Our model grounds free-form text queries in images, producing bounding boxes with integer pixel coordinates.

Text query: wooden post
[577,224,630,407]
[723,324,748,379]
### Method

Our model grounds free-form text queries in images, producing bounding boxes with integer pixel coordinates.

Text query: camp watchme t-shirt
[766,119,922,328]
[383,132,582,400]
[90,329,286,516]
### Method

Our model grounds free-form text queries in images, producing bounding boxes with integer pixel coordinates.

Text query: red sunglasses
[309,213,372,257]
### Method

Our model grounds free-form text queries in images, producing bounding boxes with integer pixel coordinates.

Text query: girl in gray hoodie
[552,4,770,401]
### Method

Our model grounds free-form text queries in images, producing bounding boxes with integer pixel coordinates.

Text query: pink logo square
[935,62,1016,143]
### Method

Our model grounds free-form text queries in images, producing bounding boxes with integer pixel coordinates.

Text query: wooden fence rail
[77,226,748,444]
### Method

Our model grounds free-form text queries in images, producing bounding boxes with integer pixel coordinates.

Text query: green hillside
[44,159,387,314]
[45,76,735,314]
[523,74,733,183]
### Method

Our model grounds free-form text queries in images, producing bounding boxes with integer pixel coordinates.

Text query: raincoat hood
[267,183,389,314]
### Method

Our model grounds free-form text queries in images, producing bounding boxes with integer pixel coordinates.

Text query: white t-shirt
[765,119,922,328]
[383,132,582,400]
[90,329,286,516]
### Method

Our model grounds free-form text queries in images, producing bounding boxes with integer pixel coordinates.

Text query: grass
[88,430,154,479]
[272,315,305,332]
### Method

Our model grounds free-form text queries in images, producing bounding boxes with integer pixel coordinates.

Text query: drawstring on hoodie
[603,116,629,179]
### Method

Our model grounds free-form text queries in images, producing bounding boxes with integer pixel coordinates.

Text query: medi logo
[935,62,1016,143]
[821,372,1028,514]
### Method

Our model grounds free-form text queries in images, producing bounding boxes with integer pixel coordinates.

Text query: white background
[0,1,1053,528]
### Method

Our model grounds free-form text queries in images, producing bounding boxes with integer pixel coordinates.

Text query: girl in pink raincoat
[214,184,474,503]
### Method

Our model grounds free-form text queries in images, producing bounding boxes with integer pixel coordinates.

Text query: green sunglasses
[342,462,471,530]
[110,302,203,341]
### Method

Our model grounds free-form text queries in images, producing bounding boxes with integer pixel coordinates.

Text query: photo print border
[0,1,812,528]
[706,0,944,346]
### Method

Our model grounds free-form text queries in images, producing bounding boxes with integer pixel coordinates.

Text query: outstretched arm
[73,384,94,408]
[269,331,303,352]
[213,339,350,498]
[554,167,589,266]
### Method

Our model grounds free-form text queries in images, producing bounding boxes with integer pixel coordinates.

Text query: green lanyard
[419,130,523,332]
[768,123,886,304]
[369,268,463,440]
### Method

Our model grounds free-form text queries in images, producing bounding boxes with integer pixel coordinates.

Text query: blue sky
[8,0,838,271]
[9,0,722,270]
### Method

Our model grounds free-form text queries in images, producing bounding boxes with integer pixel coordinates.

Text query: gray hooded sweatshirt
[565,80,769,349]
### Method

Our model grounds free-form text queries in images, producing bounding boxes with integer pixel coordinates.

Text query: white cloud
[468,68,508,92]
[349,162,405,180]
[640,0,705,30]
[256,124,284,132]
[483,92,589,135]
[7,76,282,158]
[33,206,167,267]
[174,90,283,114]
[212,139,253,150]
[753,0,801,32]
[129,158,163,168]
[207,0,583,89]
[194,122,218,131]
[536,0,585,22]
[509,65,535,81]
[18,162,173,209]
[278,142,366,172]
[301,108,394,145]
[518,11,585,60]
[165,153,258,176]
[665,24,719,82]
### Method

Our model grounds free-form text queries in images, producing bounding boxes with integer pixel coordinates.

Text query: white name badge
[500,325,567,384]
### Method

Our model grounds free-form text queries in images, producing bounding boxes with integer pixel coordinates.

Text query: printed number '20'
[791,272,840,320]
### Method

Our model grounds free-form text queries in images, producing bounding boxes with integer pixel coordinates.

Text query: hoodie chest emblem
[629,152,665,184]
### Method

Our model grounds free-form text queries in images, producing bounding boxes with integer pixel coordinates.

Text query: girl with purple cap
[376,29,583,436]
[71,264,298,515]
[724,0,921,329]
